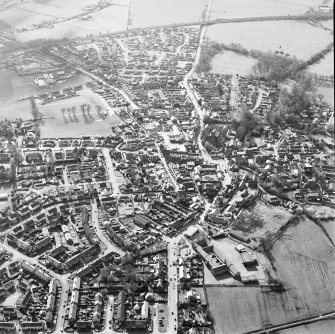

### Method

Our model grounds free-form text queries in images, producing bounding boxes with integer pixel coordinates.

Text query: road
[3,242,70,333]
[75,67,139,110]
[167,238,180,333]
[102,148,121,195]
[91,200,125,256]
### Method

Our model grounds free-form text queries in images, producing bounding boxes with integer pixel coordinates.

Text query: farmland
[211,0,323,20]
[0,0,104,30]
[207,20,332,60]
[132,0,206,28]
[270,216,335,317]
[207,216,335,334]
[211,51,257,76]
[16,5,128,42]
[206,286,314,334]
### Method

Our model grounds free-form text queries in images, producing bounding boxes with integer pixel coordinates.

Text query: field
[0,73,93,121]
[279,319,335,334]
[0,70,16,103]
[271,216,335,316]
[308,50,334,76]
[207,286,314,334]
[16,5,128,42]
[0,0,102,29]
[38,94,121,138]
[132,0,207,28]
[0,99,32,121]
[211,51,257,75]
[211,0,324,19]
[322,19,334,31]
[0,0,128,42]
[207,20,332,60]
[317,87,334,107]
[207,216,335,334]
[232,200,293,241]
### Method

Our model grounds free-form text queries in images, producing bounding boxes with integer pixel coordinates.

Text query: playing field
[211,51,257,76]
[207,21,332,60]
[38,94,121,138]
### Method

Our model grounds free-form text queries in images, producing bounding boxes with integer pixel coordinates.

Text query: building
[240,252,255,266]
[69,277,81,324]
[114,291,125,324]
[93,292,103,328]
[229,230,250,243]
[0,322,16,333]
[17,290,32,311]
[21,260,52,283]
[194,244,227,276]
[21,322,44,333]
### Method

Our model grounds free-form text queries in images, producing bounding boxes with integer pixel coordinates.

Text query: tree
[100,288,108,296]
[71,106,76,118]
[204,141,215,153]
[236,126,246,141]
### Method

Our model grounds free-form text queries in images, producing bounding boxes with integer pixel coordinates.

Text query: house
[0,322,16,332]
[229,230,250,243]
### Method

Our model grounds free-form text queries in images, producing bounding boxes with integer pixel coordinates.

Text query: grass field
[207,216,335,334]
[207,21,332,60]
[211,51,257,76]
[211,0,322,19]
[308,50,334,76]
[0,70,16,103]
[232,200,293,241]
[279,319,335,334]
[39,94,121,138]
[317,87,334,108]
